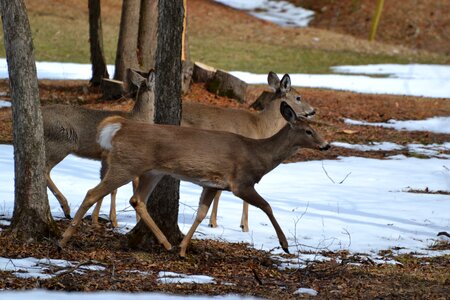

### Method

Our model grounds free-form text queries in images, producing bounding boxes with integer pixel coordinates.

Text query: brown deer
[43,69,155,226]
[58,101,329,257]
[181,72,315,231]
[91,71,316,230]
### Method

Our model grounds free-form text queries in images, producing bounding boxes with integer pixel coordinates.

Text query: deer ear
[280,101,296,123]
[128,69,146,88]
[279,74,291,93]
[146,69,156,90]
[267,71,280,91]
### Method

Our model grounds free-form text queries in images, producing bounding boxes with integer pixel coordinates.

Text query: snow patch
[214,0,315,27]
[0,100,11,108]
[158,271,216,284]
[294,288,318,296]
[344,117,450,134]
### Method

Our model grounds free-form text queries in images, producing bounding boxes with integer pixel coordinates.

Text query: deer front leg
[129,173,172,251]
[240,201,249,232]
[233,186,289,254]
[208,190,222,228]
[179,187,218,258]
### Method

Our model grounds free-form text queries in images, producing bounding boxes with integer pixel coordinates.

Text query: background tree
[128,0,184,248]
[113,0,141,82]
[88,0,109,85]
[0,0,59,240]
[137,0,158,70]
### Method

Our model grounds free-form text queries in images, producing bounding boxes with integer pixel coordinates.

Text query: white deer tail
[97,116,125,151]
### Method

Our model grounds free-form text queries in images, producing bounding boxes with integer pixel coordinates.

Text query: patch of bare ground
[290,0,450,60]
[0,221,448,298]
[190,0,439,60]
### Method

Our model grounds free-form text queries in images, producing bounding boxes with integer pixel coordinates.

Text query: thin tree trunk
[113,0,141,82]
[0,0,59,240]
[88,0,109,85]
[128,0,184,249]
[137,0,157,70]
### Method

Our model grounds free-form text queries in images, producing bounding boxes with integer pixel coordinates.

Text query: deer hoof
[282,246,290,254]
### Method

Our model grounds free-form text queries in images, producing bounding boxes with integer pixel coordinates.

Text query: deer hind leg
[179,187,218,257]
[208,190,222,228]
[92,158,119,227]
[45,152,71,219]
[132,177,140,222]
[59,171,132,248]
[240,201,249,232]
[233,186,289,254]
[129,172,172,251]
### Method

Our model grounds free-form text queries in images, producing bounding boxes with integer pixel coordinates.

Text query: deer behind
[43,70,155,222]
[59,101,329,257]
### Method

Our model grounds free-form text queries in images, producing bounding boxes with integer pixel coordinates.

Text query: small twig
[252,269,263,285]
[322,161,351,184]
[54,259,106,277]
[322,161,335,184]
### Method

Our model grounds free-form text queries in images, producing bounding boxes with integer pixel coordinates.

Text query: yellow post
[369,0,385,41]
[182,0,187,60]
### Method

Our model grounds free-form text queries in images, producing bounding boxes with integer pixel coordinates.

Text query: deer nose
[307,110,316,117]
[320,143,330,151]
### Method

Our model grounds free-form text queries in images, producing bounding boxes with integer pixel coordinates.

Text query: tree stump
[192,61,216,83]
[206,69,248,103]
[101,78,124,99]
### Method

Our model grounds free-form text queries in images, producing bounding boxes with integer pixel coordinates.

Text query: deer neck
[256,124,299,171]
[130,90,155,122]
[255,99,286,138]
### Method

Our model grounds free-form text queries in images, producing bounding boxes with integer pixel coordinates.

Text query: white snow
[0,100,11,108]
[344,117,450,134]
[231,69,450,98]
[213,0,315,27]
[294,288,318,296]
[332,141,403,152]
[331,141,450,158]
[1,144,449,259]
[158,271,216,284]
[1,59,449,98]
[0,290,259,300]
[0,257,105,279]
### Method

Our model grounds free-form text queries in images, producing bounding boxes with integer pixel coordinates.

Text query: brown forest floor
[0,79,449,298]
[1,0,450,298]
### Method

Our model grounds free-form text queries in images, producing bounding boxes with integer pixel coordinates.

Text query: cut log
[206,70,247,103]
[192,61,216,83]
[101,78,124,99]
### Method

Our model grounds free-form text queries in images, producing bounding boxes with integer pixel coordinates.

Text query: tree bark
[137,0,158,70]
[128,0,184,249]
[113,0,141,82]
[0,0,59,240]
[88,0,109,86]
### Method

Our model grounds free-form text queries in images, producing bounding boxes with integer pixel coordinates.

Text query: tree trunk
[128,0,184,249]
[88,0,109,86]
[137,0,158,70]
[0,0,59,240]
[113,0,141,82]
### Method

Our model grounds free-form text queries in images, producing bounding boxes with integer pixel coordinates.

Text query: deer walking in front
[59,101,329,257]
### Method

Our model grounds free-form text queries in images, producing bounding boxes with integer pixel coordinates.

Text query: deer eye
[305,129,313,135]
[296,96,302,102]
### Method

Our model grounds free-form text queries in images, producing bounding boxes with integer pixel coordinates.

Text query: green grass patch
[0,8,446,74]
